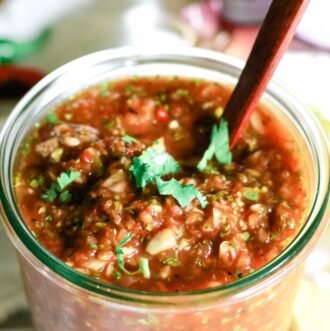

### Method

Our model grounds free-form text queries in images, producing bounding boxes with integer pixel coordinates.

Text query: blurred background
[0,0,329,330]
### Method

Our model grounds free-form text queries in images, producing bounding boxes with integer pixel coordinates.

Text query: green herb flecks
[21,136,37,155]
[46,112,59,125]
[41,183,59,202]
[41,169,81,203]
[116,233,150,278]
[89,242,97,250]
[30,175,44,188]
[243,187,259,201]
[197,119,232,171]
[130,145,207,208]
[122,135,137,144]
[57,169,81,190]
[162,257,179,267]
[241,232,250,241]
[156,177,207,208]
[99,82,112,96]
[104,120,115,130]
[59,190,72,203]
[175,89,189,98]
[130,147,180,188]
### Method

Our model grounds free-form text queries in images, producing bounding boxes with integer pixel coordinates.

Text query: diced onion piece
[102,169,127,193]
[146,228,177,255]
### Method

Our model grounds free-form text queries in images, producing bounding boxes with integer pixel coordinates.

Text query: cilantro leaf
[41,183,59,202]
[197,119,232,171]
[122,134,137,144]
[59,190,72,203]
[41,169,80,203]
[46,112,58,125]
[130,147,180,188]
[243,187,259,201]
[116,233,150,278]
[155,177,207,208]
[57,169,81,190]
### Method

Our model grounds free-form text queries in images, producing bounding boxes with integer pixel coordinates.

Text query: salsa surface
[15,77,306,292]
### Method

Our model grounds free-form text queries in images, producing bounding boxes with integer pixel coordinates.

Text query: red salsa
[14,77,306,292]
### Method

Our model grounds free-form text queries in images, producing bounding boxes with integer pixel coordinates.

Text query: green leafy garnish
[162,257,179,267]
[46,112,58,125]
[243,187,259,201]
[130,145,207,208]
[44,215,53,222]
[99,82,111,96]
[41,183,59,202]
[104,120,115,130]
[130,147,180,188]
[116,233,150,278]
[30,175,44,188]
[122,135,137,144]
[59,190,72,203]
[175,89,189,98]
[241,232,250,241]
[114,271,122,280]
[156,177,207,208]
[57,170,81,190]
[197,119,232,171]
[41,169,81,203]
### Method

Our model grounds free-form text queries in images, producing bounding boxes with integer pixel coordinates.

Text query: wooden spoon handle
[223,0,310,148]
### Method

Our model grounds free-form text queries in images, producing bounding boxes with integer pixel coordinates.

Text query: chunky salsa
[14,77,306,292]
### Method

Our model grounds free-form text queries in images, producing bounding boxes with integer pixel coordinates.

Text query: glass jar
[0,47,329,331]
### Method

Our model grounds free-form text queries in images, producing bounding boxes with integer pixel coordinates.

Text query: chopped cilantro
[21,136,37,155]
[41,169,80,203]
[30,175,44,188]
[57,170,81,190]
[116,233,150,278]
[197,119,232,171]
[89,243,97,250]
[156,177,207,208]
[125,85,135,94]
[130,147,180,188]
[158,93,167,102]
[44,215,53,222]
[59,190,72,203]
[46,112,58,125]
[122,135,137,144]
[104,120,115,130]
[41,183,59,202]
[243,187,259,201]
[99,82,111,96]
[130,145,207,208]
[114,271,122,280]
[270,233,278,240]
[227,194,234,202]
[241,232,250,241]
[162,257,179,267]
[175,89,189,97]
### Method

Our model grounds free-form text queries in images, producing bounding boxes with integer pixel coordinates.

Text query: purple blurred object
[222,0,271,24]
[181,0,222,40]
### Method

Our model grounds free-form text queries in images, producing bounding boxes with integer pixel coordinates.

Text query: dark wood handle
[223,0,310,148]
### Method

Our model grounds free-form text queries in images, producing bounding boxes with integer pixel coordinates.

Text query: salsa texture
[15,77,306,292]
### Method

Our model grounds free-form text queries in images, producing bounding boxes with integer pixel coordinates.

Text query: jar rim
[0,47,329,305]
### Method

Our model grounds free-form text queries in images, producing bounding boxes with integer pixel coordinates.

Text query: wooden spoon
[222,0,310,148]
